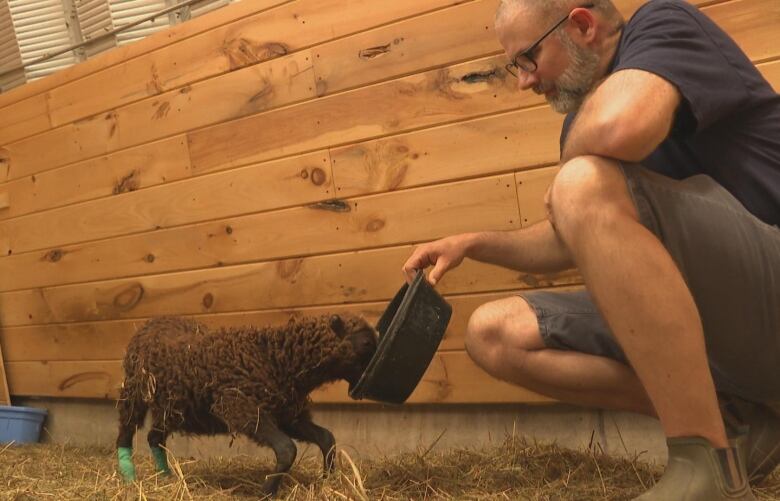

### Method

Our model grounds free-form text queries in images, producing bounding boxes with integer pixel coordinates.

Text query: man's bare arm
[404,71,682,284]
[403,220,573,284]
[561,69,681,163]
[466,220,574,272]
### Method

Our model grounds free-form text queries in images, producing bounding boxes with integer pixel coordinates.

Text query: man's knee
[465,297,542,373]
[547,155,638,231]
[464,303,502,364]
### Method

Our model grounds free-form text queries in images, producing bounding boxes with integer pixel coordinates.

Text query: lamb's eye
[329,315,344,334]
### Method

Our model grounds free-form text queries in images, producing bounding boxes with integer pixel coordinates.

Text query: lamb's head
[327,314,378,389]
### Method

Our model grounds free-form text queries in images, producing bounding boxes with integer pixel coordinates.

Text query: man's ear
[568,7,597,42]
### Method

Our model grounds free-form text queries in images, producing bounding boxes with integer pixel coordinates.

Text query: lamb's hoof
[119,470,137,484]
[261,475,282,499]
[151,446,171,477]
[117,447,137,483]
[324,450,336,476]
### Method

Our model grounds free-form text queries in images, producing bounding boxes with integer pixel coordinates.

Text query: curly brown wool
[116,314,377,497]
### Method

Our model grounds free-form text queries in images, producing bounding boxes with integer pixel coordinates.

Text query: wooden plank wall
[0,343,9,405]
[0,0,777,404]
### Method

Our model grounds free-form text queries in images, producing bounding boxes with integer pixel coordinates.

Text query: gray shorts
[522,164,780,403]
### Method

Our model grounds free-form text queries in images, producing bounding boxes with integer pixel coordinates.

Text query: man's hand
[402,234,475,285]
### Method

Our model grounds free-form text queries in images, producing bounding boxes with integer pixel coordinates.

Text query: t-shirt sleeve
[613,1,750,132]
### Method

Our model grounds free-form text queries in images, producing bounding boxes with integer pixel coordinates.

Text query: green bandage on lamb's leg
[151,446,171,475]
[117,447,137,482]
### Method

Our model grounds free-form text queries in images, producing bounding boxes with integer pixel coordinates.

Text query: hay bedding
[1,438,778,500]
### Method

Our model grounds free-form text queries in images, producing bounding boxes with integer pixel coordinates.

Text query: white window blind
[189,0,234,19]
[75,0,116,56]
[108,0,169,47]
[0,0,242,92]
[0,0,24,91]
[8,0,76,81]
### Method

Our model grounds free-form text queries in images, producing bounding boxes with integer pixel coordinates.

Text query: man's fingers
[428,259,450,286]
[402,265,418,283]
[402,250,430,283]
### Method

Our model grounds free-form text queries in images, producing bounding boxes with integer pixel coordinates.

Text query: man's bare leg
[466,295,655,416]
[546,155,727,448]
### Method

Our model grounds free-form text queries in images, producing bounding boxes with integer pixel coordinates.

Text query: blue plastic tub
[0,405,47,444]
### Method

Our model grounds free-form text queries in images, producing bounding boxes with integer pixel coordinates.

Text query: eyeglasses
[505,3,594,78]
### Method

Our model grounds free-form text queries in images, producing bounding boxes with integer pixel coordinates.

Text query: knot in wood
[276,259,303,280]
[359,43,391,60]
[308,199,350,212]
[0,148,11,179]
[365,219,385,232]
[460,70,498,84]
[310,168,326,186]
[113,283,145,311]
[114,170,140,195]
[43,249,64,262]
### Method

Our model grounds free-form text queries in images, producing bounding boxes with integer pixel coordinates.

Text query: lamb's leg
[258,418,297,497]
[283,413,336,475]
[116,387,148,482]
[147,411,171,476]
[212,396,296,497]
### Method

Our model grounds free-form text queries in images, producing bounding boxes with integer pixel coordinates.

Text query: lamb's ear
[329,315,345,335]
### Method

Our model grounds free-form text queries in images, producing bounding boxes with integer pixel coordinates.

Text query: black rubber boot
[633,437,755,500]
[721,395,780,485]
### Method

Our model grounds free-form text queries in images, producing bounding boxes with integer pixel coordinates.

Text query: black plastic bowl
[349,270,453,404]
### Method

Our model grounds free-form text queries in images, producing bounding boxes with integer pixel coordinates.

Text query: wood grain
[332,106,562,197]
[0,244,581,327]
[5,352,549,404]
[0,152,333,255]
[0,136,191,221]
[0,172,524,290]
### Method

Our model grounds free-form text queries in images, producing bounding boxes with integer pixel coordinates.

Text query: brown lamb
[116,313,378,497]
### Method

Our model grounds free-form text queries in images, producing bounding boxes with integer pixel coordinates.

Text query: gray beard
[546,32,600,114]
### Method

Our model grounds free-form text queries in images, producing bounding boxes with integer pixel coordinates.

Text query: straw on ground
[1,437,778,500]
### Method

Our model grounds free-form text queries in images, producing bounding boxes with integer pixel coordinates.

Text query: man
[402,0,780,499]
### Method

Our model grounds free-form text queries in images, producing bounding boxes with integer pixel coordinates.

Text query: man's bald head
[495,0,622,31]
[494,0,624,114]
[495,0,560,27]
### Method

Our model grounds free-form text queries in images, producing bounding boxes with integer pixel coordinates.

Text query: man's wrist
[461,232,487,259]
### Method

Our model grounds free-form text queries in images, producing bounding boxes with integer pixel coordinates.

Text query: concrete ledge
[15,397,667,464]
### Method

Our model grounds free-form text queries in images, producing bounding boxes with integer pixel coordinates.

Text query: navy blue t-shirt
[561,0,780,226]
